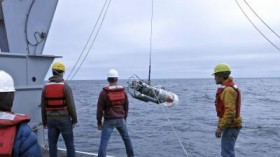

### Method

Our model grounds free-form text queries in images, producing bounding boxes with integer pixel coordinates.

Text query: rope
[32,103,94,131]
[37,0,111,145]
[145,1,188,155]
[69,0,111,80]
[159,104,189,157]
[243,0,280,39]
[151,89,189,157]
[66,0,112,80]
[148,0,153,85]
[76,104,94,112]
[66,0,108,80]
[234,0,280,51]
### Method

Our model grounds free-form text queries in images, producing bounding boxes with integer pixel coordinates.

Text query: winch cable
[66,0,112,80]
[35,0,111,131]
[243,0,280,39]
[66,0,108,80]
[148,1,189,156]
[234,0,280,51]
[159,104,189,157]
[70,0,111,80]
[151,89,189,157]
[34,102,95,149]
[32,102,94,131]
[147,0,153,85]
[64,0,112,129]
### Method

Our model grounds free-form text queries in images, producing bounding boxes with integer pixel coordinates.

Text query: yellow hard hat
[212,63,231,75]
[52,62,65,71]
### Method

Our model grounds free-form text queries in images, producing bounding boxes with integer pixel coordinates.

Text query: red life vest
[0,112,30,157]
[103,86,126,107]
[215,81,241,118]
[44,82,67,111]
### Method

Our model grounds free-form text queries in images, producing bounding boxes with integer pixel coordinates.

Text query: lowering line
[32,103,93,131]
[243,0,280,39]
[39,0,112,146]
[148,1,189,156]
[66,0,112,80]
[35,0,112,132]
[234,0,280,51]
[159,105,189,157]
[148,0,153,85]
[127,1,179,106]
[152,88,189,157]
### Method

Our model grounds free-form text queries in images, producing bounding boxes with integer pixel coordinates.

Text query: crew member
[0,70,42,157]
[41,62,77,157]
[97,69,134,157]
[213,63,242,157]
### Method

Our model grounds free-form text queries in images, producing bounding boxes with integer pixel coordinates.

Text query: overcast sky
[43,0,280,80]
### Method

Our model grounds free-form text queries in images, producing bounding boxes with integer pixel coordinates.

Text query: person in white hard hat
[0,70,42,157]
[96,69,134,157]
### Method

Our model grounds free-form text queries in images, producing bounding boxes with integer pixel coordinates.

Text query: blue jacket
[12,122,42,157]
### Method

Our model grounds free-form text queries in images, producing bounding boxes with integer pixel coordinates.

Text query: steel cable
[234,0,280,51]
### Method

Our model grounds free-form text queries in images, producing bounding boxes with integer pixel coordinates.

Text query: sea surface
[56,78,280,157]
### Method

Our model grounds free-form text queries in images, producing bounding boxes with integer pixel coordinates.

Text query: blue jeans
[47,118,76,157]
[221,127,241,157]
[98,118,134,157]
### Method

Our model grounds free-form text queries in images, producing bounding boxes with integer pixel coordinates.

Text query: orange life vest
[44,82,67,111]
[0,112,30,157]
[103,86,126,107]
[215,81,241,118]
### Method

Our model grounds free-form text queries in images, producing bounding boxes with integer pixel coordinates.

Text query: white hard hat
[0,70,15,92]
[107,69,119,78]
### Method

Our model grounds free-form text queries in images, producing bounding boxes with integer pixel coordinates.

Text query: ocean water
[57,78,280,157]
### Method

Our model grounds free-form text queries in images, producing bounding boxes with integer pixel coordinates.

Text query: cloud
[44,0,280,80]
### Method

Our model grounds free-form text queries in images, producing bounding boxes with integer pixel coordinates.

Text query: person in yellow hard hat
[212,63,242,157]
[41,61,77,157]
